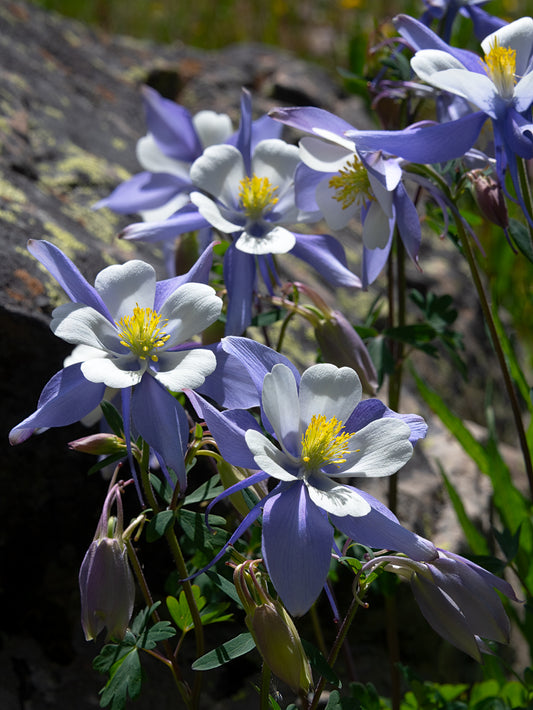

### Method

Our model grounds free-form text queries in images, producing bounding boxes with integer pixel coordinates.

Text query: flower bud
[248,600,313,693]
[469,170,508,229]
[234,561,312,692]
[79,485,135,641]
[315,310,378,395]
[79,535,135,642]
[69,433,127,456]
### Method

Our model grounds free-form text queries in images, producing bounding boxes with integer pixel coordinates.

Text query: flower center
[116,304,170,362]
[328,156,374,210]
[238,174,279,220]
[301,415,353,470]
[484,38,517,100]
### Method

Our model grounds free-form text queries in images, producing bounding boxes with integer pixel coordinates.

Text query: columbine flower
[346,16,533,221]
[367,547,518,661]
[122,93,360,335]
[9,240,221,493]
[270,106,421,286]
[94,85,234,223]
[79,483,135,641]
[190,351,431,616]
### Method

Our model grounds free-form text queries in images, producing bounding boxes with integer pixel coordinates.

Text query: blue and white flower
[270,106,421,286]
[191,353,431,616]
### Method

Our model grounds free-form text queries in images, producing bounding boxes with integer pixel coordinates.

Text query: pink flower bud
[69,433,127,456]
[315,310,378,395]
[79,484,135,641]
[469,170,508,229]
[79,536,135,642]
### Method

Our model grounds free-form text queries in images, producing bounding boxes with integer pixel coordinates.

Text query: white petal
[411,51,497,111]
[411,49,467,81]
[306,474,371,517]
[193,110,233,148]
[51,304,122,352]
[190,192,242,233]
[63,344,107,367]
[262,363,301,456]
[299,136,353,172]
[140,192,189,222]
[336,418,413,477]
[81,356,144,388]
[514,71,533,113]
[368,172,394,216]
[362,200,392,249]
[234,225,295,255]
[154,349,216,391]
[136,134,190,177]
[245,429,297,481]
[159,282,222,347]
[190,144,244,207]
[251,139,300,187]
[315,175,359,231]
[313,127,356,152]
[95,260,156,321]
[481,18,533,77]
[299,364,362,429]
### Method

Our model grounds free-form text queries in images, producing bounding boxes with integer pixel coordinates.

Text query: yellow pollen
[116,304,170,362]
[484,38,517,100]
[301,415,353,470]
[328,156,374,210]
[238,174,279,220]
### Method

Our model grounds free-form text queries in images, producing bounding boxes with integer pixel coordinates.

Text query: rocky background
[0,1,527,708]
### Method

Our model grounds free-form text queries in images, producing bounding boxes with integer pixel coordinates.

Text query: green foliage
[191,631,256,671]
[166,585,231,633]
[94,604,176,710]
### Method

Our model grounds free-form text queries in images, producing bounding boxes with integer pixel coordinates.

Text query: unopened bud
[69,433,127,456]
[315,310,378,395]
[469,170,508,229]
[234,561,312,693]
[79,485,135,641]
[79,536,135,642]
[248,601,312,692]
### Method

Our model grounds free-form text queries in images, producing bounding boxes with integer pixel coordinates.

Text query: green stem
[125,539,192,708]
[139,443,206,709]
[516,157,533,247]
[308,596,361,710]
[453,214,533,499]
[260,663,271,710]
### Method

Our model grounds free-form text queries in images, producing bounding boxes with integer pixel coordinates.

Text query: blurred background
[27,0,521,68]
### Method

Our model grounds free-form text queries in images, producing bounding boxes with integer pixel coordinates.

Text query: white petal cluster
[51,260,222,391]
[245,364,413,518]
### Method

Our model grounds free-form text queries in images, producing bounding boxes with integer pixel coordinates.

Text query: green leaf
[100,400,124,438]
[179,509,229,555]
[167,586,206,633]
[509,218,533,264]
[99,648,143,710]
[204,570,243,607]
[93,637,135,674]
[367,335,395,387]
[184,475,224,505]
[148,473,174,505]
[301,639,341,689]
[440,464,490,556]
[137,620,176,650]
[146,510,175,542]
[191,632,256,670]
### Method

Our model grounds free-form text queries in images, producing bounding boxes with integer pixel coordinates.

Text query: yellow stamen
[116,304,170,362]
[328,156,374,210]
[238,174,279,220]
[484,38,517,100]
[301,414,353,470]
